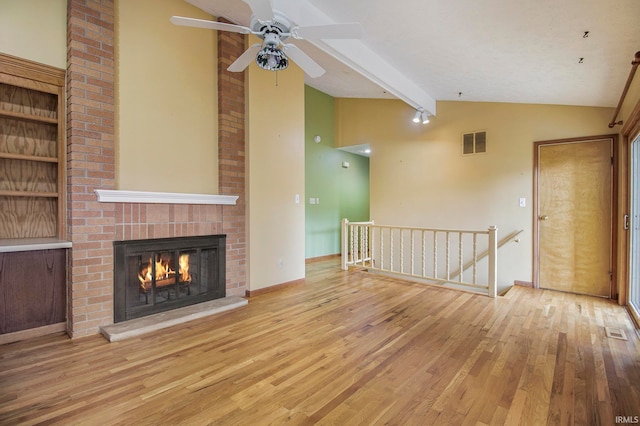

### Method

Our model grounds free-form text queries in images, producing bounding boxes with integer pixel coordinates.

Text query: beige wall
[247,47,306,291]
[117,0,218,193]
[336,99,614,293]
[0,0,67,68]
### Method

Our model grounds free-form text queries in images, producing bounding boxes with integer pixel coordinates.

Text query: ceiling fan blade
[242,0,274,22]
[294,23,363,40]
[283,44,325,78]
[170,16,252,34]
[227,43,262,72]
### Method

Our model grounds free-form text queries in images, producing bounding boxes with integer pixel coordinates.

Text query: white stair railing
[341,219,498,297]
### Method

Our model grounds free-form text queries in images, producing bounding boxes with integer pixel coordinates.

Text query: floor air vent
[604,326,627,340]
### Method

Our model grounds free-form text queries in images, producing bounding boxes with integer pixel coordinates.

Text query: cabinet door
[0,249,66,334]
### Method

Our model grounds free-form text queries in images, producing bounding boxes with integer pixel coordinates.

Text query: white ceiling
[185,0,640,115]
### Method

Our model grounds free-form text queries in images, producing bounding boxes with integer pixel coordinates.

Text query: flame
[179,254,191,283]
[138,253,191,287]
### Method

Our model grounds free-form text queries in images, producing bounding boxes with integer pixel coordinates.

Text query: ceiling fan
[170,0,363,78]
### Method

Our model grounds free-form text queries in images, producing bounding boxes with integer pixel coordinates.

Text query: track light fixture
[412,109,430,125]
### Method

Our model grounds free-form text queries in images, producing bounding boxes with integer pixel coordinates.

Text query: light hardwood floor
[1,259,639,425]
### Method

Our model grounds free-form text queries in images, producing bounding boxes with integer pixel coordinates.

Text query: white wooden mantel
[95,189,238,205]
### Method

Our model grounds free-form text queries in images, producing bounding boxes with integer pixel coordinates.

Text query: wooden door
[535,137,614,297]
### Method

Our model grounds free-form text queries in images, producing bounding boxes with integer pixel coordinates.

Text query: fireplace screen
[114,235,225,322]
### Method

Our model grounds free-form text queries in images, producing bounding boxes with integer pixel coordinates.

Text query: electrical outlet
[278,259,283,269]
[309,197,316,204]
[519,197,526,207]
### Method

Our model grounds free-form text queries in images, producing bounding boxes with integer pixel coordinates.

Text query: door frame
[533,134,619,298]
[621,97,640,323]
[628,133,640,326]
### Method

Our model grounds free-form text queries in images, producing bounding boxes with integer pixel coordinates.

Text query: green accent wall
[305,86,370,259]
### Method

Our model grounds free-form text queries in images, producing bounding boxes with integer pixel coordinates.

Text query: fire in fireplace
[114,235,226,322]
[137,253,192,302]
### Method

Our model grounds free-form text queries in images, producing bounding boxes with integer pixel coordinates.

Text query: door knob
[539,215,549,221]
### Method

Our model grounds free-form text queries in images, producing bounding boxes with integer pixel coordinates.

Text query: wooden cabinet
[0,53,66,240]
[0,249,66,334]
[0,54,68,342]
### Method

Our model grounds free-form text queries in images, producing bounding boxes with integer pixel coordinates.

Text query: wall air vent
[462,131,487,155]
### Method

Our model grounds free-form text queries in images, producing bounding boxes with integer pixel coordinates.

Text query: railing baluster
[367,225,376,268]
[341,219,348,270]
[446,231,450,280]
[353,225,357,264]
[359,225,364,265]
[488,226,498,298]
[353,225,358,264]
[350,224,355,265]
[390,228,395,272]
[400,229,405,274]
[421,230,426,278]
[367,224,370,263]
[458,232,463,283]
[380,227,385,270]
[433,231,438,280]
[410,230,414,276]
[351,225,355,264]
[473,233,478,285]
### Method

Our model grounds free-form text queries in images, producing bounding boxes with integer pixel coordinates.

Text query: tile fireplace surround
[63,0,246,338]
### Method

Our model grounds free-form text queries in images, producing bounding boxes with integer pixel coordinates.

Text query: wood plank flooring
[1,259,639,425]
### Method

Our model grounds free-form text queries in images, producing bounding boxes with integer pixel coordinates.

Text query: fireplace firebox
[114,235,226,322]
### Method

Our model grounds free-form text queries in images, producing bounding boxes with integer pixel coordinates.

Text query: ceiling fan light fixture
[256,44,289,71]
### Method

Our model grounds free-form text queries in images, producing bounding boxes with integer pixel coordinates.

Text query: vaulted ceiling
[185,0,640,116]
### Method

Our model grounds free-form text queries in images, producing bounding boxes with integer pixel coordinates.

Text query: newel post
[341,218,349,270]
[488,226,498,297]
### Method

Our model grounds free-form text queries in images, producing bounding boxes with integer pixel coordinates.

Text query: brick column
[217,21,247,297]
[66,0,116,337]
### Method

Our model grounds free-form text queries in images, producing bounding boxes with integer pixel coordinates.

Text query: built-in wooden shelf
[0,152,58,163]
[0,190,58,198]
[0,53,66,241]
[0,109,58,124]
[0,237,72,253]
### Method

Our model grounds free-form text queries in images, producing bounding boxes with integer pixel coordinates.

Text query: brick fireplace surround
[66,0,246,337]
